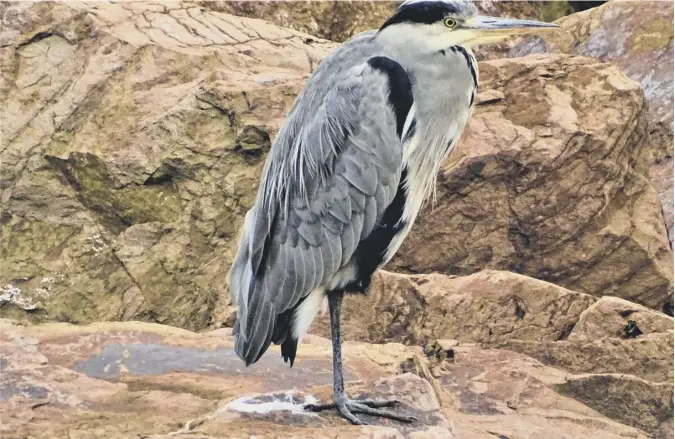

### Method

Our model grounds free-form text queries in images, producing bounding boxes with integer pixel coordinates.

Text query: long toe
[304,402,336,412]
[349,402,417,423]
[352,398,399,408]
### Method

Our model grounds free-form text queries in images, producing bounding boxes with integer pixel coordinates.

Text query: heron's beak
[465,15,559,34]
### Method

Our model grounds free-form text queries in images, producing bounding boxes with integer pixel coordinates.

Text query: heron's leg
[304,291,416,425]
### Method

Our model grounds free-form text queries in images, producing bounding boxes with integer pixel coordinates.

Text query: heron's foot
[305,396,417,425]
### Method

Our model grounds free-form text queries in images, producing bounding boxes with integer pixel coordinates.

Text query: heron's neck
[381,39,478,214]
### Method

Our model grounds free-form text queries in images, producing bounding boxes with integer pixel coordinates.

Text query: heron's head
[378,0,558,51]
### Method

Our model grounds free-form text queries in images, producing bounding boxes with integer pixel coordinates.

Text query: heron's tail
[228,210,275,366]
[230,254,278,366]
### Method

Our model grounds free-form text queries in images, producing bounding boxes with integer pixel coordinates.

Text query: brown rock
[0,318,655,439]
[310,270,673,434]
[500,332,673,384]
[200,1,397,43]
[5,1,669,330]
[439,345,651,439]
[0,1,336,328]
[656,418,675,439]
[480,1,675,243]
[556,373,673,433]
[313,270,673,382]
[569,296,674,340]
[201,1,563,44]
[313,269,597,346]
[388,54,673,312]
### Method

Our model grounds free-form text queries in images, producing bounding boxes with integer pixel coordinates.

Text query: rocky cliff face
[477,0,675,244]
[1,1,335,329]
[2,2,671,328]
[1,2,672,438]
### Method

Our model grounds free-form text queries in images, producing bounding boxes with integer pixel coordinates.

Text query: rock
[311,270,673,434]
[313,270,598,346]
[569,296,674,340]
[201,1,568,44]
[0,1,336,328]
[656,418,675,439]
[556,373,673,433]
[313,270,673,381]
[501,331,674,384]
[199,1,397,43]
[439,345,652,439]
[388,54,673,312]
[479,1,675,243]
[5,1,669,329]
[0,318,656,438]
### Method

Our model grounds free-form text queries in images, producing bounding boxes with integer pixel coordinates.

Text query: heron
[229,0,557,425]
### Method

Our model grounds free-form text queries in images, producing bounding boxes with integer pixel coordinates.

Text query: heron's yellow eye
[444,17,457,28]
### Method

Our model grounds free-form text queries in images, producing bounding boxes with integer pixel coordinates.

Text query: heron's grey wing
[230,56,411,365]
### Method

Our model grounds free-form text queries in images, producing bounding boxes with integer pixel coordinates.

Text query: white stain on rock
[225,391,319,417]
[0,284,39,310]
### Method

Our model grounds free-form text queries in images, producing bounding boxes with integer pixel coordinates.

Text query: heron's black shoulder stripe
[367,56,413,139]
[380,1,462,29]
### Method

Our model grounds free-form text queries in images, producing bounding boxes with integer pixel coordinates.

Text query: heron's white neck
[380,32,478,229]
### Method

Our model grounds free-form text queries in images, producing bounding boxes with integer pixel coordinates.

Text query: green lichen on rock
[628,19,675,54]
[539,1,573,22]
[45,152,182,234]
[1,218,77,280]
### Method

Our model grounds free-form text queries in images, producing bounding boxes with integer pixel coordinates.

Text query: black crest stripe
[380,1,462,29]
[367,56,414,139]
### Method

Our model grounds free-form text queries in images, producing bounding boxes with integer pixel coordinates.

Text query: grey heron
[229,0,557,425]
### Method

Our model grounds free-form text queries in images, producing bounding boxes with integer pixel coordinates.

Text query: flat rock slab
[0,319,658,438]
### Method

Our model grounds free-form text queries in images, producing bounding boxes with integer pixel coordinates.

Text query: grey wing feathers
[230,56,406,365]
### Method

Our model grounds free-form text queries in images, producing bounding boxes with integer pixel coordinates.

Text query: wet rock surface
[1,317,663,438]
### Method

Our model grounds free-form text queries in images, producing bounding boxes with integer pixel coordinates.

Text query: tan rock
[310,270,673,432]
[656,418,675,439]
[200,1,397,43]
[0,319,655,439]
[480,1,675,243]
[313,269,597,346]
[440,345,653,439]
[495,292,674,385]
[0,1,336,328]
[388,54,673,312]
[313,270,673,382]
[569,296,674,340]
[500,332,673,384]
[556,373,673,433]
[4,1,670,330]
[201,1,558,44]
